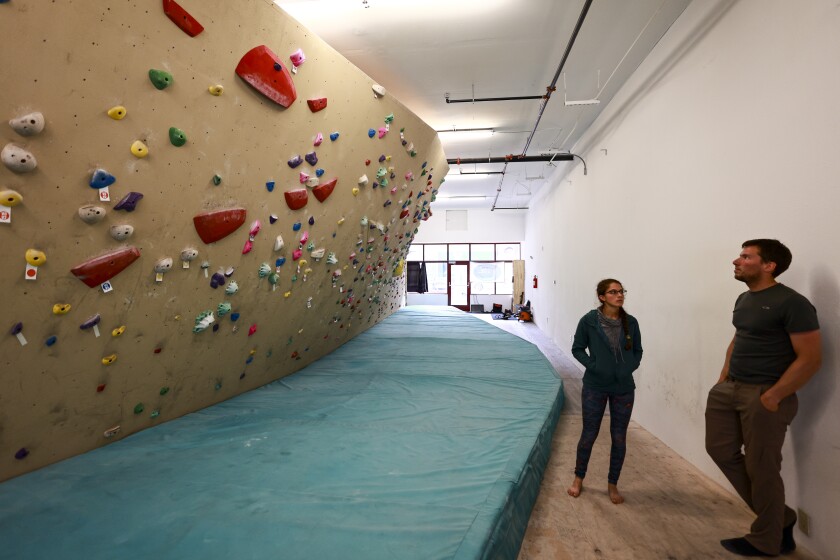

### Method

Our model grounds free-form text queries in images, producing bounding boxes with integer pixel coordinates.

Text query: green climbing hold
[384,113,394,124]
[149,69,173,90]
[160,387,170,395]
[134,403,145,414]
[150,410,160,419]
[214,381,222,391]
[212,174,222,186]
[169,127,187,147]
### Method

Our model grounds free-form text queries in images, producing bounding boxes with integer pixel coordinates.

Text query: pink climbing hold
[248,324,257,336]
[242,239,254,254]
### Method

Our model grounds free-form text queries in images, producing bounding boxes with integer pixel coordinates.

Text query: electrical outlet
[798,508,810,536]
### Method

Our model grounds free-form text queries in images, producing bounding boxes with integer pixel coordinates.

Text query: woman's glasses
[605,289,628,295]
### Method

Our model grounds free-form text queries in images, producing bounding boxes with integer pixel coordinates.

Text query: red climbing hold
[307,98,327,112]
[312,178,337,203]
[162,0,204,37]
[71,247,141,288]
[193,208,247,244]
[235,45,297,108]
[284,189,308,211]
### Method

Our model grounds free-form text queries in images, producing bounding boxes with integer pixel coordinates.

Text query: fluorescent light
[437,127,495,141]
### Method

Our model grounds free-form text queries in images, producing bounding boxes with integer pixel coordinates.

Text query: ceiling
[276,0,691,211]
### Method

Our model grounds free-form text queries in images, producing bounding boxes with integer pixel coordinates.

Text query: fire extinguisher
[533,275,538,289]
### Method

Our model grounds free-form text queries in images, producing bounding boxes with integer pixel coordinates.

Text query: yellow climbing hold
[0,189,23,207]
[352,187,360,196]
[101,354,118,366]
[249,349,257,355]
[284,291,292,298]
[130,140,149,158]
[107,106,127,120]
[337,217,345,225]
[208,85,224,96]
[112,325,126,337]
[25,249,46,266]
[52,303,72,315]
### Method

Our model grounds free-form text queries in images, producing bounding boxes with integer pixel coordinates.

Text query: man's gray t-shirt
[729,283,819,384]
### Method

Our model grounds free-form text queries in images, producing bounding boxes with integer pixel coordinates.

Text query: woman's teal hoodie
[571,309,643,393]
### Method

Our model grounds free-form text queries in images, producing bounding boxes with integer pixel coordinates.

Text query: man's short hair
[742,239,792,277]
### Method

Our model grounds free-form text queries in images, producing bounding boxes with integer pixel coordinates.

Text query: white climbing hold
[9,112,45,136]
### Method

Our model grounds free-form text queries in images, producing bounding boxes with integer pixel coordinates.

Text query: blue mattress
[0,306,563,560]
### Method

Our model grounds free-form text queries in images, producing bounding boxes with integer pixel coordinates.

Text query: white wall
[525,1,840,556]
[414,208,525,243]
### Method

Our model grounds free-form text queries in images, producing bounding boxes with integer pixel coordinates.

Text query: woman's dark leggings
[574,385,635,485]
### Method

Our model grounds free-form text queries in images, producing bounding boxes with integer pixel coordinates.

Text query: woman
[567,278,643,504]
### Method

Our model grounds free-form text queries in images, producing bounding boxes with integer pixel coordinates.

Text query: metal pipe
[445,94,544,104]
[447,154,574,165]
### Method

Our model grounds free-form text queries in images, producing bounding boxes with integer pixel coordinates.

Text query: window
[424,244,448,261]
[449,244,469,260]
[405,243,520,295]
[471,244,494,260]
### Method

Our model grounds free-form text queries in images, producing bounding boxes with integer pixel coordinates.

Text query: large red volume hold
[235,46,297,108]
[312,178,337,203]
[71,247,141,288]
[162,0,205,37]
[284,189,308,210]
[193,208,247,244]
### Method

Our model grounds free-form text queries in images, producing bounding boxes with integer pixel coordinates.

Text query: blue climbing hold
[266,181,275,192]
[292,222,301,231]
[329,132,339,141]
[246,356,254,364]
[231,312,240,322]
[368,128,376,138]
[276,257,286,266]
[315,168,324,177]
[45,335,57,346]
[89,168,116,189]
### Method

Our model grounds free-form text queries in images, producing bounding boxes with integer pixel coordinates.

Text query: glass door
[448,261,470,311]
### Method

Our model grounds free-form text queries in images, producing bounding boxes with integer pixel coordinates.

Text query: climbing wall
[0,0,447,481]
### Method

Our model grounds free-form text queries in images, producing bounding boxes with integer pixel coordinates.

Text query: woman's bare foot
[608,483,624,504]
[567,477,583,497]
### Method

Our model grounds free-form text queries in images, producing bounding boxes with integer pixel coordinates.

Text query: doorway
[448,261,470,311]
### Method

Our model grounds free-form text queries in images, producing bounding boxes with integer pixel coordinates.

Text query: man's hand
[760,391,780,412]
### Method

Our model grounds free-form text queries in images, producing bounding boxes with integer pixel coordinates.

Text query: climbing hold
[149,69,173,90]
[10,322,27,346]
[193,208,247,243]
[284,189,308,211]
[305,151,318,166]
[101,354,117,366]
[9,112,45,136]
[77,205,106,225]
[235,45,297,107]
[290,48,306,67]
[45,335,57,346]
[384,114,394,124]
[160,387,170,395]
[109,224,134,241]
[130,140,149,158]
[292,222,302,231]
[314,132,323,146]
[276,257,286,267]
[150,410,160,419]
[358,175,369,186]
[305,177,319,188]
[212,174,222,185]
[107,106,127,120]
[313,178,337,203]
[299,231,309,245]
[368,129,376,138]
[311,248,325,260]
[269,214,278,225]
[193,310,215,333]
[378,127,387,138]
[133,403,144,414]
[1,189,23,208]
[248,324,257,336]
[337,217,345,225]
[210,272,225,288]
[249,220,261,239]
[315,168,324,177]
[330,132,339,141]
[180,247,198,264]
[352,187,360,196]
[299,172,309,184]
[308,216,315,226]
[224,266,235,277]
[274,235,285,251]
[266,180,275,192]
[372,84,386,97]
[71,247,141,288]
[25,248,46,267]
[2,143,37,173]
[89,168,116,189]
[15,448,29,460]
[114,191,144,212]
[217,302,232,316]
[79,314,101,332]
[112,325,126,337]
[225,281,239,295]
[208,85,224,96]
[292,248,302,261]
[162,0,205,36]
[168,127,187,147]
[284,291,291,298]
[287,155,303,168]
[52,303,71,315]
[242,239,253,254]
[307,98,327,112]
[258,262,271,278]
[268,272,279,285]
[154,257,173,273]
[104,425,121,438]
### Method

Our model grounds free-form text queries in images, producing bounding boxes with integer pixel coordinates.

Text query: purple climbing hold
[308,216,315,226]
[10,322,23,335]
[15,448,29,460]
[383,200,392,207]
[89,168,116,189]
[372,182,379,189]
[114,192,144,212]
[212,323,220,332]
[80,314,101,330]
[266,181,275,192]
[269,214,279,224]
[305,152,318,166]
[378,154,386,163]
[287,155,303,168]
[210,271,225,288]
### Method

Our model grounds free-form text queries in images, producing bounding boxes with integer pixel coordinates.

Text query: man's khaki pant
[705,377,798,555]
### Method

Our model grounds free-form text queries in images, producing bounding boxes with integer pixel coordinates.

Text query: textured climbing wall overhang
[0,0,448,481]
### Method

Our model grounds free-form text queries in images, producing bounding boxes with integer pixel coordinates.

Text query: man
[706,239,821,557]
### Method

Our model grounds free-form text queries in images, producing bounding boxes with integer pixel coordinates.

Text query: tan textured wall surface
[0,0,447,481]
